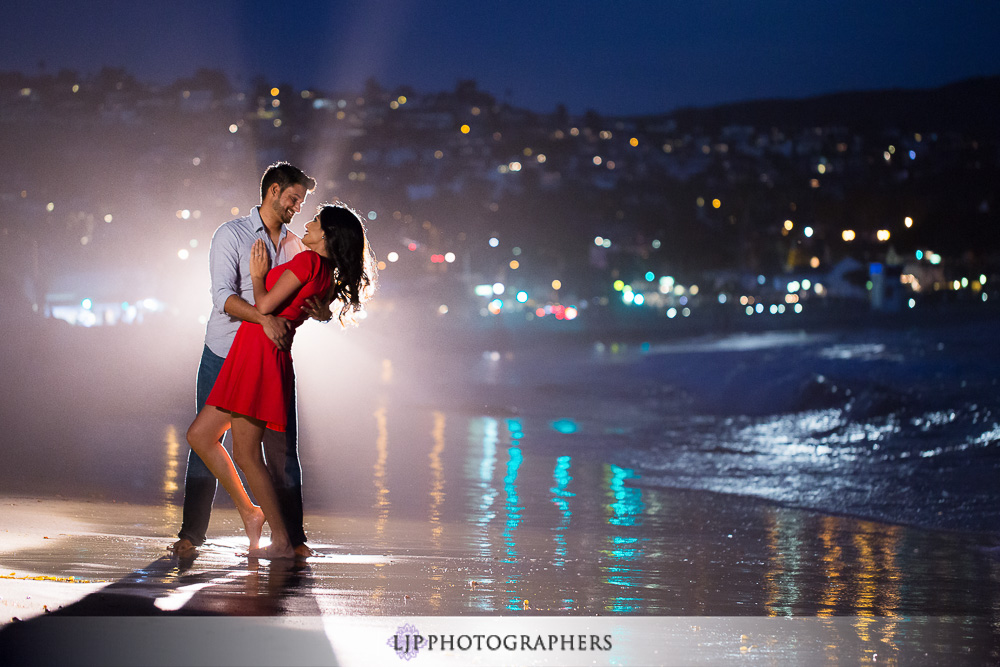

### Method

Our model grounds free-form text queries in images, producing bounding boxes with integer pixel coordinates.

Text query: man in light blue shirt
[173,162,328,559]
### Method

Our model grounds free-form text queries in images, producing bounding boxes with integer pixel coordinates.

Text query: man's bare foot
[170,538,197,559]
[248,542,295,560]
[240,506,266,551]
[294,544,316,559]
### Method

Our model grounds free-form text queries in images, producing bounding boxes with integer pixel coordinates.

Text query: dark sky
[6,1,1000,115]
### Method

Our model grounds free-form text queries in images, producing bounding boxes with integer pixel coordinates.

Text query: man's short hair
[260,162,317,201]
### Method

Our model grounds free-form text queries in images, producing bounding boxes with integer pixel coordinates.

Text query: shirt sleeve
[209,224,242,316]
[285,250,319,285]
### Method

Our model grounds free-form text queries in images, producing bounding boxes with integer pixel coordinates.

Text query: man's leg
[263,372,306,548]
[176,346,227,547]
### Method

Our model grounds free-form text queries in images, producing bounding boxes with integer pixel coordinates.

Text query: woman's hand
[250,239,270,280]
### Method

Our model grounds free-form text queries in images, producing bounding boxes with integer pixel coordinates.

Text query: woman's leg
[186,406,265,550]
[231,415,294,559]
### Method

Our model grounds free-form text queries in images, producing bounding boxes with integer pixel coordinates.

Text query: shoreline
[3,491,999,664]
[3,488,999,621]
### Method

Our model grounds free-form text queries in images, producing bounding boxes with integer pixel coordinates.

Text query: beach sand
[1,487,998,665]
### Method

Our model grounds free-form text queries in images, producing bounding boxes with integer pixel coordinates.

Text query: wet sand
[2,488,999,664]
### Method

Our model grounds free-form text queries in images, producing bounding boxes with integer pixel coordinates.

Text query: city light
[14,66,999,340]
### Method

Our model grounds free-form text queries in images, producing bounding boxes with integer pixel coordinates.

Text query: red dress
[206,250,331,431]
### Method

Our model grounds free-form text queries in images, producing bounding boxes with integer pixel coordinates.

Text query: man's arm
[223,294,291,350]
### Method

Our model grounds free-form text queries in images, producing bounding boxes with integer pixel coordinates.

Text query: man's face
[270,184,308,226]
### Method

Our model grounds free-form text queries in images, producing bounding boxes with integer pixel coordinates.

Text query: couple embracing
[172,162,376,560]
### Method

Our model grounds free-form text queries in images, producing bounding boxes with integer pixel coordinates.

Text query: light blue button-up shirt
[204,206,306,357]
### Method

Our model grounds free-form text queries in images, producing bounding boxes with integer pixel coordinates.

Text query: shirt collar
[251,206,289,245]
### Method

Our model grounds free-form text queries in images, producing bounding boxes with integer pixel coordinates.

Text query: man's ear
[267,183,281,201]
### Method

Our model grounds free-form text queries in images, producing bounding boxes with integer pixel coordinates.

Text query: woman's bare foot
[240,506,266,551]
[248,542,295,560]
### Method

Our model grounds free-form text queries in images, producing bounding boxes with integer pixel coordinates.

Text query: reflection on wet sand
[162,425,182,531]
[147,402,1000,625]
[372,404,390,538]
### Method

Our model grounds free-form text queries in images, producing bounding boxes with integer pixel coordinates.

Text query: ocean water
[447,321,1000,535]
[2,314,998,541]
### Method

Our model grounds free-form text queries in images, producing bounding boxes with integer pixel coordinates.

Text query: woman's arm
[249,239,306,315]
[255,269,305,315]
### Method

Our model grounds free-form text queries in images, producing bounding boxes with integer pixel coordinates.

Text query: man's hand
[303,295,333,323]
[260,314,292,350]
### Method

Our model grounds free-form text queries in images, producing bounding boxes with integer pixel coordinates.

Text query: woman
[186,203,376,558]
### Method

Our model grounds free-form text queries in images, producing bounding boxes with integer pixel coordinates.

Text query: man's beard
[272,199,293,225]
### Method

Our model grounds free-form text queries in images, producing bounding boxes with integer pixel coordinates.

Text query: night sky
[5,1,1000,115]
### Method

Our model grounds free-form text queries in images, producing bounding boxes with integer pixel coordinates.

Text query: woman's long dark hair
[317,203,377,326]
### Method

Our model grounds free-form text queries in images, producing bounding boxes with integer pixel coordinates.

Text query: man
[172,161,328,559]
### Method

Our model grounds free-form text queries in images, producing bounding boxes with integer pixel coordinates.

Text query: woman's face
[303,214,323,247]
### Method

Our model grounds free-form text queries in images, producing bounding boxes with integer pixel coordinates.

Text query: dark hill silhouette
[649,76,1000,137]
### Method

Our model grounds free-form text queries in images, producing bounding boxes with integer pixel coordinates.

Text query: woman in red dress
[186,203,376,558]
